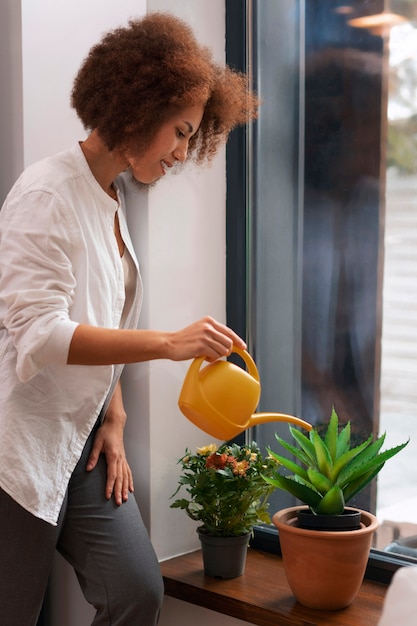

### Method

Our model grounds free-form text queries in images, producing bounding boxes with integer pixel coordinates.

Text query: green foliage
[171,441,277,537]
[387,117,417,174]
[263,407,409,515]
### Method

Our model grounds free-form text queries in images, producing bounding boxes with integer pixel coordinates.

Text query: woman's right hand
[166,316,246,362]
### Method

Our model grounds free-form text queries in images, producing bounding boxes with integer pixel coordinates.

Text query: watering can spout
[248,412,312,432]
[178,346,312,439]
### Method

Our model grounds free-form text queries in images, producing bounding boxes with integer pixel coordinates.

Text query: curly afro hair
[71,12,259,164]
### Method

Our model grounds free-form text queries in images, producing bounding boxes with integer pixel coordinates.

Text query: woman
[0,12,259,626]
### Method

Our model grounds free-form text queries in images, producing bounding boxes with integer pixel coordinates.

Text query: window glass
[377,15,417,558]
[230,0,417,562]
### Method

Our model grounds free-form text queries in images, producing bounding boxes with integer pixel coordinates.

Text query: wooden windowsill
[161,548,386,626]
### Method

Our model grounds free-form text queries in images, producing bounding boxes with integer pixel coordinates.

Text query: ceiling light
[348,11,407,36]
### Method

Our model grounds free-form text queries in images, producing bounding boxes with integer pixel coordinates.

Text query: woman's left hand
[86,381,134,504]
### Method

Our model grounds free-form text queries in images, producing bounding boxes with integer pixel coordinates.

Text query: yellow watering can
[178,346,312,440]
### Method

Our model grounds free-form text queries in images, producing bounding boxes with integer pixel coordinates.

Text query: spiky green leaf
[338,440,409,489]
[330,434,374,482]
[336,434,386,486]
[266,448,309,481]
[289,427,317,464]
[342,466,383,503]
[311,429,333,477]
[271,434,311,466]
[324,406,339,461]
[307,468,333,494]
[262,473,322,509]
[336,421,351,457]
[315,485,345,515]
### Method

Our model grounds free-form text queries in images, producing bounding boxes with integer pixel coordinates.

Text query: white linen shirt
[0,143,143,525]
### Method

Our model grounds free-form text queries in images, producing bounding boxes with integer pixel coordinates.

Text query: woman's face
[125,104,205,184]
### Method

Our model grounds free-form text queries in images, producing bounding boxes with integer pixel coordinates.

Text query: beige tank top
[121,247,136,327]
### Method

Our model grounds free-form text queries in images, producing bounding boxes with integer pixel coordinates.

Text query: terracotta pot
[198,529,250,578]
[272,505,378,610]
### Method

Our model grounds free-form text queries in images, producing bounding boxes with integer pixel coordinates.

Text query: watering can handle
[187,346,260,382]
[229,346,260,382]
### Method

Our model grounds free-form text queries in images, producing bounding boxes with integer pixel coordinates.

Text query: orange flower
[226,455,238,472]
[206,452,228,470]
[233,460,250,476]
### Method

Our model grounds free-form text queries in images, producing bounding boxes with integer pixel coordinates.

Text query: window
[226,0,417,582]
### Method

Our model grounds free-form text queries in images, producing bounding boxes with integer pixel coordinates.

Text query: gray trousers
[0,422,164,625]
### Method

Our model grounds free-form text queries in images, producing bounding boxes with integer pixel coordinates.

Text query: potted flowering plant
[171,441,277,577]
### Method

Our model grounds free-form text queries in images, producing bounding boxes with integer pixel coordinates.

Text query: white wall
[3,0,250,623]
[145,0,227,561]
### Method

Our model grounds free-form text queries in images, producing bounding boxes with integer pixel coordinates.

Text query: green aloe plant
[263,407,409,515]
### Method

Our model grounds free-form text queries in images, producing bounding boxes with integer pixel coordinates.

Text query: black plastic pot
[197,529,250,578]
[296,507,362,531]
